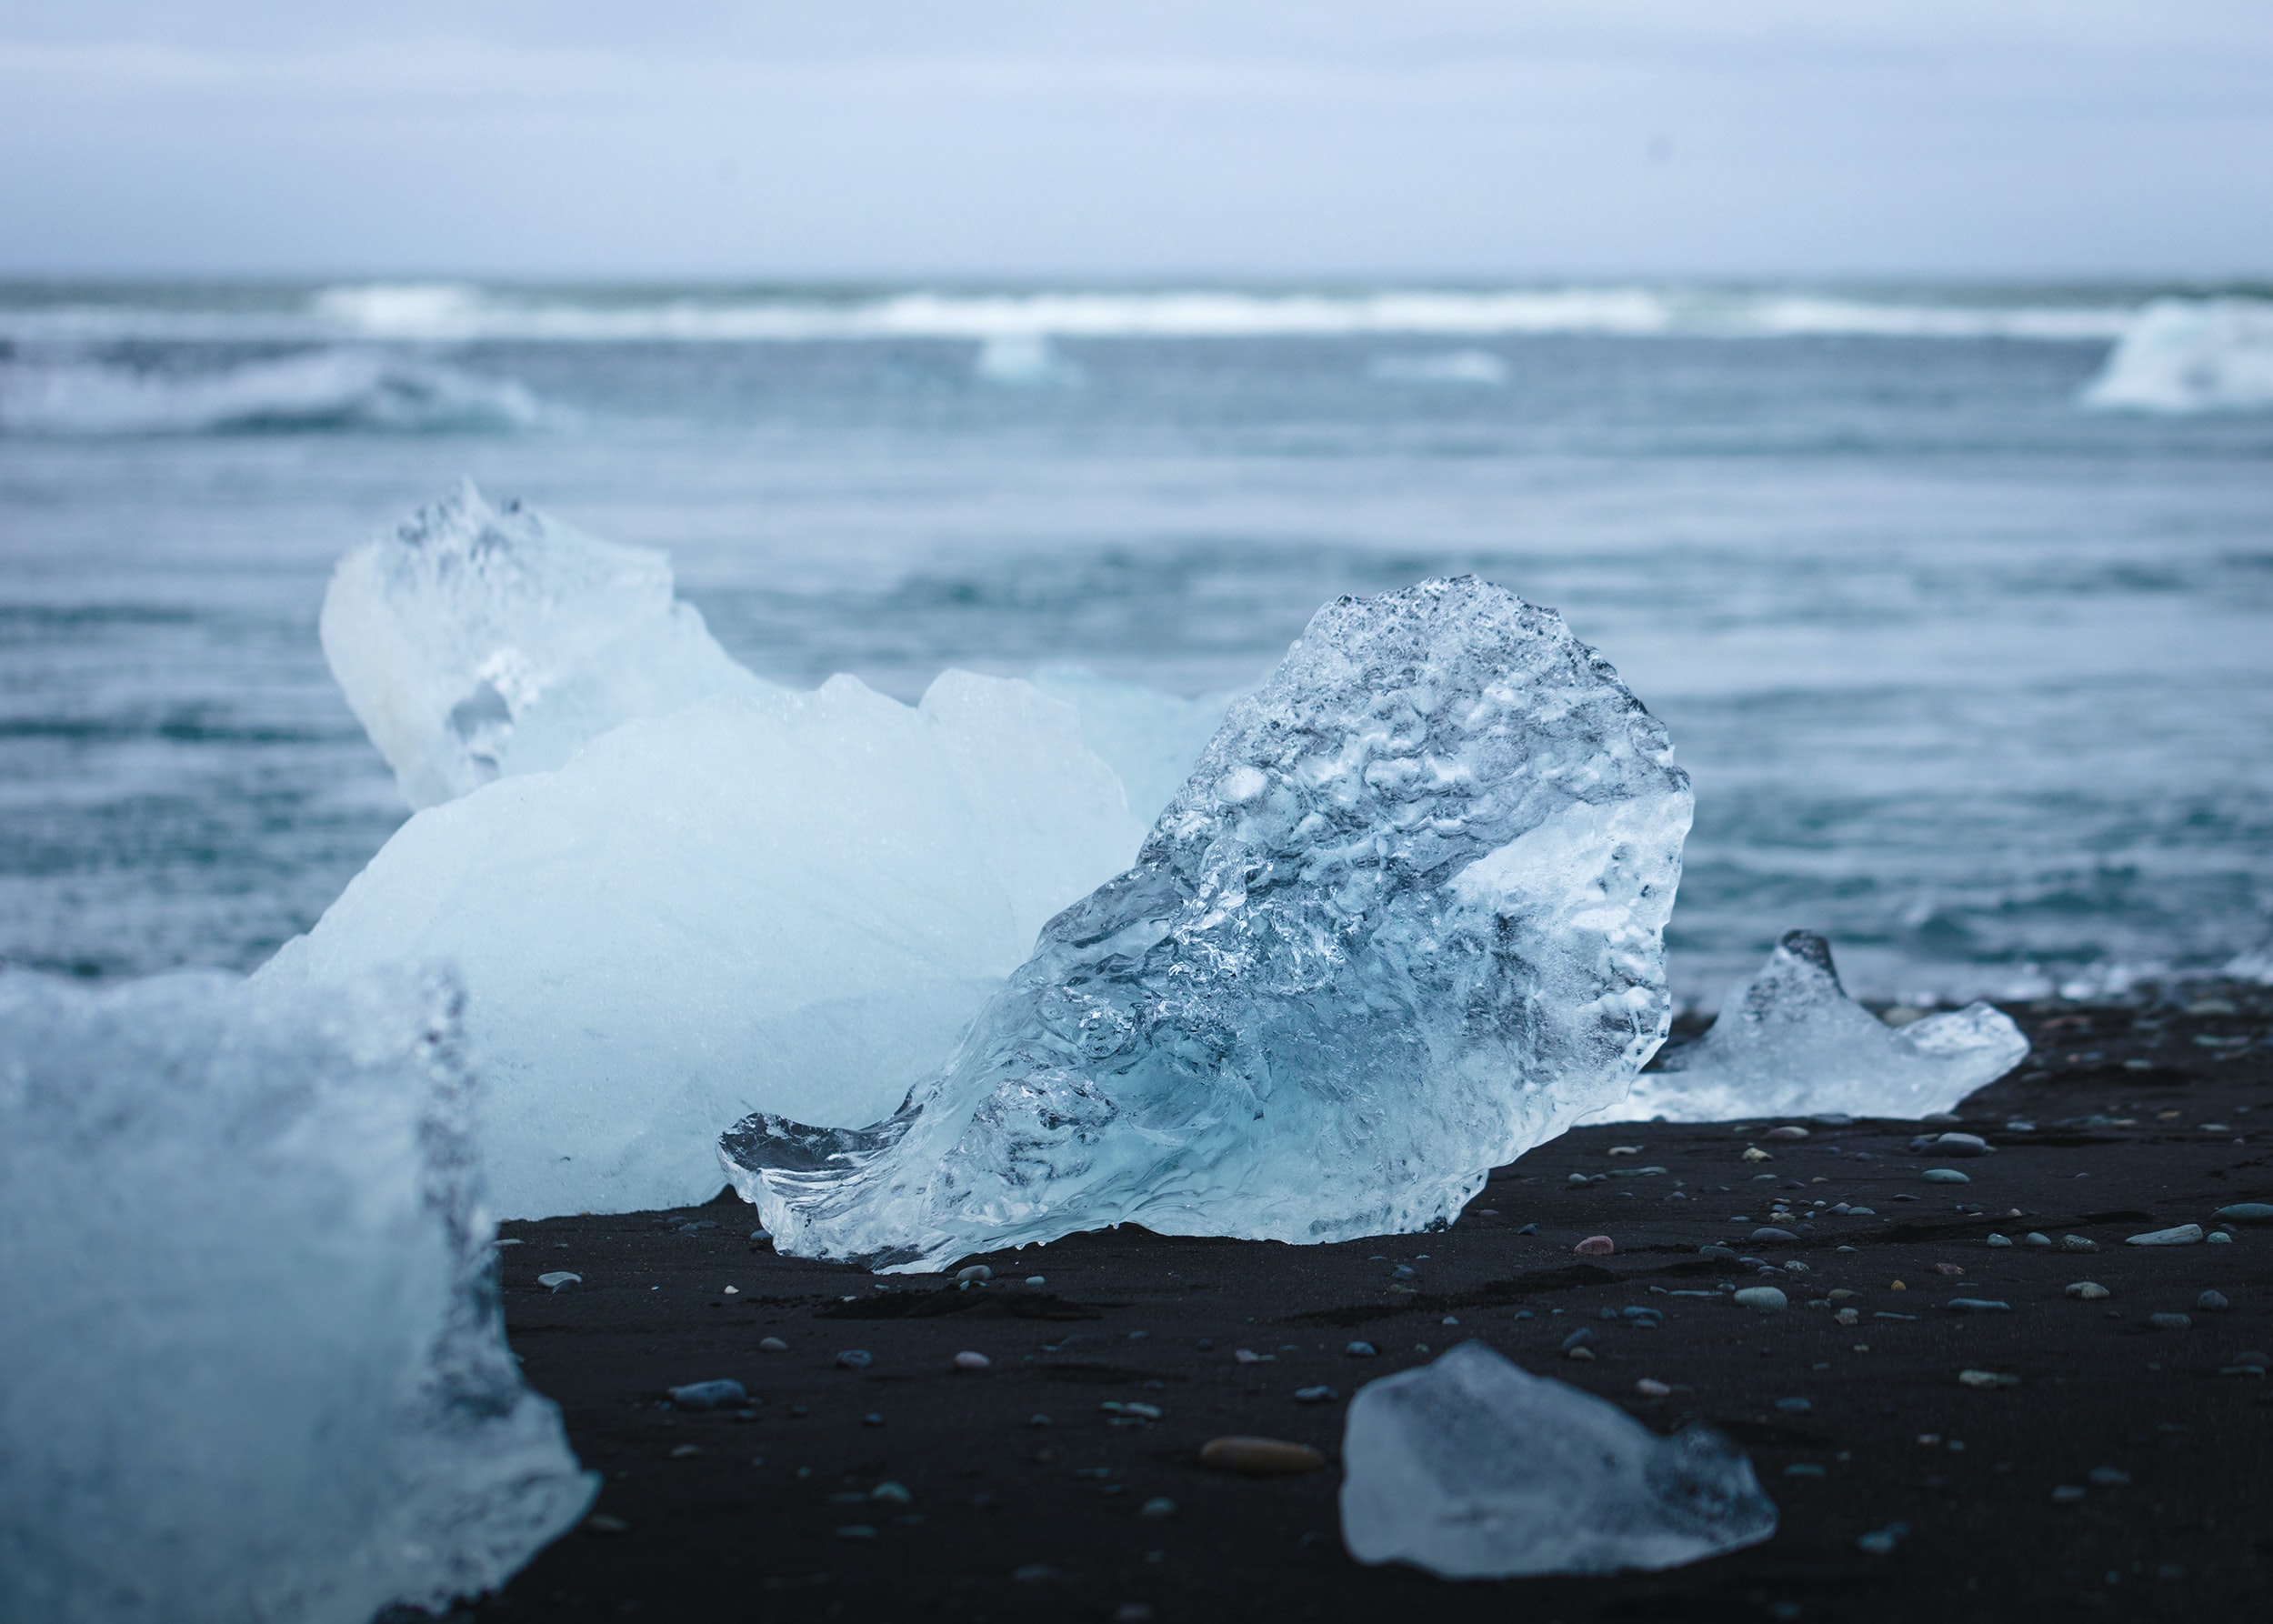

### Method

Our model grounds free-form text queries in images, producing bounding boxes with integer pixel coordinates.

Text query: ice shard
[323,480,765,808]
[0,967,595,1624]
[723,577,1692,1269]
[263,669,1146,1218]
[1603,930,2028,1123]
[1339,1341,1777,1578]
[2081,296,2273,415]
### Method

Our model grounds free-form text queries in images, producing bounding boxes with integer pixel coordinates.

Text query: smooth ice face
[0,967,594,1624]
[2081,297,2273,414]
[1339,1341,1777,1578]
[723,577,1692,1270]
[263,670,1146,1218]
[323,480,765,807]
[1027,665,1239,823]
[1602,930,2028,1123]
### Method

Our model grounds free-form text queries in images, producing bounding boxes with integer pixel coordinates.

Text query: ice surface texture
[1028,665,1239,823]
[2082,297,2273,414]
[323,480,763,807]
[724,577,1692,1269]
[1339,1341,1776,1577]
[0,967,594,1624]
[1603,930,2028,1123]
[265,670,1145,1218]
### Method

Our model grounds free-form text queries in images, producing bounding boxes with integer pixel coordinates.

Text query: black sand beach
[479,993,2272,1623]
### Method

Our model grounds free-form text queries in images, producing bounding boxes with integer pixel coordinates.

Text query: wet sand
[480,993,2271,1623]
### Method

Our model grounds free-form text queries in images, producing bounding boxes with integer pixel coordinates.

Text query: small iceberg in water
[1369,348,1510,386]
[973,333,1080,386]
[2081,297,2273,414]
[1600,929,2028,1123]
[723,576,1692,1270]
[1339,1341,1776,1578]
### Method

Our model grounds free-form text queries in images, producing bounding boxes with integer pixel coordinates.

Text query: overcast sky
[3,2,2268,280]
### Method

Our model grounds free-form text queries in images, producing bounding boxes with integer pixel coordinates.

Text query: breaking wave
[0,348,551,436]
[2080,297,2273,414]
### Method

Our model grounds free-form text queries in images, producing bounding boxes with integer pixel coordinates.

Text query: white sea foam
[2081,297,2273,413]
[0,348,547,436]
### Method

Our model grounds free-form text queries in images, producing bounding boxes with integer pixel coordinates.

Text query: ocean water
[3,280,2270,1005]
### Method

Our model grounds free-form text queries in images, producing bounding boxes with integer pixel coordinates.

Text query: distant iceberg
[1599,930,2028,1123]
[724,577,1692,1270]
[0,348,547,436]
[973,333,1080,386]
[1369,349,1510,386]
[322,481,766,808]
[0,967,594,1624]
[2082,297,2273,414]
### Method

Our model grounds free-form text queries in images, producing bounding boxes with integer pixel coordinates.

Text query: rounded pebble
[1293,1385,1337,1403]
[1775,1397,1812,1413]
[836,1348,875,1370]
[2065,1281,2110,1300]
[1986,1233,2012,1248]
[536,1271,581,1291]
[1922,1168,1971,1184]
[1197,1436,1327,1476]
[1574,1235,1615,1257]
[1733,1287,1788,1311]
[2214,1202,2273,1225]
[2127,1224,2205,1247]
[954,1350,992,1370]
[1750,1227,1799,1244]
[2197,1290,2230,1312]
[1765,1126,1809,1141]
[2208,1231,2233,1245]
[956,1264,993,1284]
[870,1480,913,1504]
[1635,1378,1672,1397]
[2061,1235,2098,1253]
[2148,1312,2192,1330]
[1138,1497,1176,1519]
[758,1337,788,1352]
[1346,1341,1377,1358]
[1026,1276,1046,1287]
[666,1379,747,1410]
[2088,1467,2131,1487]
[1946,1298,2011,1314]
[2025,1232,2052,1247]
[2051,1485,2086,1505]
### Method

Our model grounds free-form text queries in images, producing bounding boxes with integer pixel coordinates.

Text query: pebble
[748,1229,771,1244]
[583,1513,630,1535]
[956,1265,993,1284]
[2025,1233,2052,1248]
[1699,1244,1739,1261]
[2148,1313,2192,1330]
[1775,1397,1813,1414]
[1139,1497,1176,1519]
[862,1412,885,1427]
[2051,1486,2087,1505]
[1741,1147,1772,1163]
[835,1524,877,1539]
[2087,1468,2131,1488]
[1784,1463,1826,1478]
[1566,1347,1596,1361]
[871,1480,914,1504]
[1392,1264,1417,1279]
[758,1337,789,1352]
[1197,1437,1327,1476]
[1234,1348,1266,1365]
[1765,1126,1810,1141]
[2065,1282,2111,1300]
[667,1379,748,1410]
[1958,1369,2021,1388]
[1733,1287,1788,1311]
[2128,1224,2205,1247]
[2214,1202,2273,1225]
[1010,1563,1059,1582]
[536,1271,581,1292]
[1635,1378,1672,1398]
[1574,1235,1616,1257]
[835,1349,875,1370]
[1346,1340,1378,1358]
[1750,1227,1800,1244]
[954,1351,992,1370]
[1946,1298,2011,1314]
[1912,1132,1994,1158]
[2062,1235,2098,1253]
[1857,1523,1908,1555]
[2197,1290,2231,1312]
[1293,1386,1337,1403]
[1921,1168,1971,1184]
[669,1443,702,1459]
[2208,1231,2234,1245]
[1986,1233,2013,1248]
[1026,1276,1046,1287]
[1561,1328,1597,1354]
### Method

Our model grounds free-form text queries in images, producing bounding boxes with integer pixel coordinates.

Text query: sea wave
[0,348,551,436]
[2080,297,2273,414]
[0,282,2148,346]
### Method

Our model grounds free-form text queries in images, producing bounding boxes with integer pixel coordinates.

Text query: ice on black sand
[1339,1341,1776,1577]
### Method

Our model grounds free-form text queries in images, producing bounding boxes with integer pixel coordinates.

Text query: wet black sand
[481,994,2272,1623]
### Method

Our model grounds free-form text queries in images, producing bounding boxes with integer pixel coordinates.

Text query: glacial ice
[264,668,1146,1218]
[1027,665,1238,823]
[1601,930,2028,1123]
[0,967,594,1624]
[322,480,765,808]
[1339,1341,1776,1578]
[2082,297,2273,414]
[722,576,1692,1269]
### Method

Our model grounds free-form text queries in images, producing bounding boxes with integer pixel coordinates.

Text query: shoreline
[479,987,2271,1622]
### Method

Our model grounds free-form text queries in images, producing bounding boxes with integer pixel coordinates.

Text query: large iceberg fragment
[323,480,765,807]
[0,967,595,1624]
[1603,930,2028,1123]
[2081,297,2273,414]
[723,577,1692,1269]
[1339,1341,1776,1578]
[264,670,1147,1218]
[1027,665,1239,823]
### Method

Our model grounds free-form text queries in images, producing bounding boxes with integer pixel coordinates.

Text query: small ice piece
[1599,931,2027,1123]
[973,333,1079,386]
[322,480,766,808]
[1338,1341,1775,1577]
[0,967,595,1624]
[2080,297,2273,415]
[264,665,1145,1218]
[724,577,1691,1269]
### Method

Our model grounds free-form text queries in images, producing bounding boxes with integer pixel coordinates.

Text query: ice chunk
[2081,297,2273,414]
[1339,1341,1775,1577]
[1027,665,1240,823]
[973,333,1079,386]
[1603,930,2028,1123]
[723,576,1692,1269]
[0,967,594,1624]
[322,480,766,808]
[263,669,1146,1218]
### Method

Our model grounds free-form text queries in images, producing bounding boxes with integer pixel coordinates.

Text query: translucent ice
[1027,665,1239,823]
[2081,297,2273,414]
[1339,1341,1776,1578]
[0,967,594,1624]
[723,577,1692,1269]
[264,669,1146,1218]
[1602,930,2028,1123]
[323,480,765,807]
